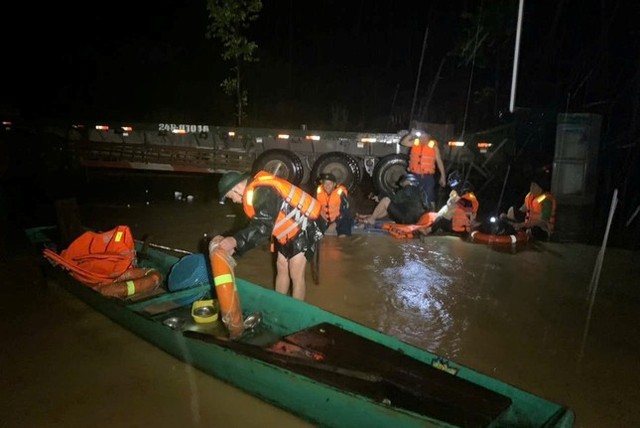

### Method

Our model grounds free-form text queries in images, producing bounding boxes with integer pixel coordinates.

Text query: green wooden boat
[26,226,574,428]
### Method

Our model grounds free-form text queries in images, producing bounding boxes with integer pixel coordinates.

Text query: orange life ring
[470,230,529,247]
[96,268,163,298]
[210,248,244,339]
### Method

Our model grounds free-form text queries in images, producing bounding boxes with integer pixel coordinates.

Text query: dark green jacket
[233,183,325,257]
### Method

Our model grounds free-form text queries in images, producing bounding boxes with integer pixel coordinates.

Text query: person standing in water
[211,170,326,301]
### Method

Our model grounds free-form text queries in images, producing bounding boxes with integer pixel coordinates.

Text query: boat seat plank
[283,322,512,427]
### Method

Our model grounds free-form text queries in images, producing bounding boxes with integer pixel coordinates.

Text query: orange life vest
[451,192,479,232]
[243,171,321,244]
[408,138,437,175]
[43,225,136,287]
[382,212,439,239]
[316,184,348,223]
[524,191,556,232]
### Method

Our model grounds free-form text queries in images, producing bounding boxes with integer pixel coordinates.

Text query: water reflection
[377,251,455,349]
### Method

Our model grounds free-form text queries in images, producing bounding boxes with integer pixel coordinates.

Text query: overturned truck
[65,120,510,196]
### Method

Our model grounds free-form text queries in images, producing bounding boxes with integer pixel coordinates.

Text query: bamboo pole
[579,188,618,366]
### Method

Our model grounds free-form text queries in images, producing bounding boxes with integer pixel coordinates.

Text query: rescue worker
[315,173,352,237]
[356,173,429,225]
[399,128,447,211]
[446,172,480,230]
[419,180,479,236]
[500,178,556,240]
[211,170,326,301]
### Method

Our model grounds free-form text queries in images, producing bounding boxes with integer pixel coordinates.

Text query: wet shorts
[275,218,326,261]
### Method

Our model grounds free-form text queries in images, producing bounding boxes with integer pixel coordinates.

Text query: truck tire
[310,152,362,193]
[252,149,304,185]
[372,153,409,195]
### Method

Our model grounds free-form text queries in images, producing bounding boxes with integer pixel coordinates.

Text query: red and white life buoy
[96,268,163,298]
[470,230,529,247]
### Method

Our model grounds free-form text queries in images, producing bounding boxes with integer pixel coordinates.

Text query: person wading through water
[399,128,447,212]
[211,170,326,301]
[315,172,353,237]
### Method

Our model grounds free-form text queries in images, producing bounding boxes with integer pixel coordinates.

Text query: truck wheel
[252,149,304,185]
[310,152,362,193]
[372,153,409,195]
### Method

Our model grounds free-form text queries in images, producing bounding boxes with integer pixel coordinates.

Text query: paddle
[138,234,194,256]
[310,241,320,285]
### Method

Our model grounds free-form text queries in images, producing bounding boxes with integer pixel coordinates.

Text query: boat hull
[30,226,574,428]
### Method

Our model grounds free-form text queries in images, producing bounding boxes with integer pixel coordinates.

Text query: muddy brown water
[1,171,639,427]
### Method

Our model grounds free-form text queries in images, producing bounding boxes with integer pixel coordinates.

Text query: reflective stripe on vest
[409,139,436,174]
[525,192,556,232]
[244,171,321,244]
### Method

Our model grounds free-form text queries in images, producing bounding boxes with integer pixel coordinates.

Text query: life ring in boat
[96,268,163,298]
[470,230,529,247]
[210,247,244,339]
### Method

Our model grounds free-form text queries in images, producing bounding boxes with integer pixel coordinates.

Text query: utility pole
[509,0,525,113]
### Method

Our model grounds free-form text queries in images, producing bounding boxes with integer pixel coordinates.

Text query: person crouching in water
[315,173,353,237]
[357,173,429,226]
[211,170,326,301]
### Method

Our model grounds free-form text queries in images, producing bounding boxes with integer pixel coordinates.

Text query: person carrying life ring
[211,170,326,301]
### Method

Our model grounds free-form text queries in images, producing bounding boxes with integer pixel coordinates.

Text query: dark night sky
[2,1,640,133]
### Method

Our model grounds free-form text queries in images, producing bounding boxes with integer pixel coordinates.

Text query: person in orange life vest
[418,180,479,236]
[399,128,446,212]
[357,173,429,225]
[315,173,353,237]
[447,171,480,228]
[500,178,556,240]
[211,170,326,301]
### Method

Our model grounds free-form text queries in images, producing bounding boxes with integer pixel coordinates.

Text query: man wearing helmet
[315,173,353,237]
[400,128,447,211]
[210,170,326,301]
[356,173,429,225]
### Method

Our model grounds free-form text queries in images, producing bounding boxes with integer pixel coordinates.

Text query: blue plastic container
[167,253,211,306]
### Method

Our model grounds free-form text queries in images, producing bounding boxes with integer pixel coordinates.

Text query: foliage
[206,0,262,125]
[447,1,518,124]
[452,1,517,68]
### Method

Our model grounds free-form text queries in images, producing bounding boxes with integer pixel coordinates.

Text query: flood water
[2,170,639,427]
